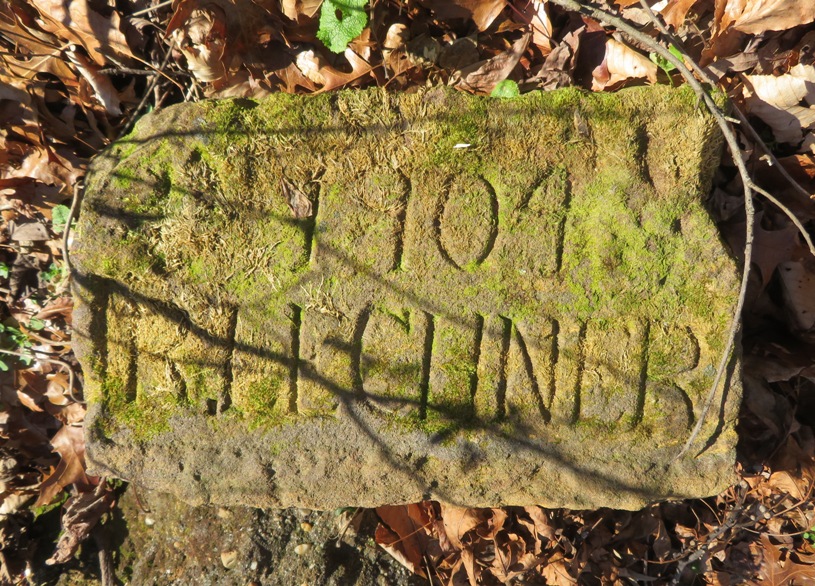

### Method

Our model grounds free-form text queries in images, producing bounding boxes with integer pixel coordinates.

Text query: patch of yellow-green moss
[76,85,733,449]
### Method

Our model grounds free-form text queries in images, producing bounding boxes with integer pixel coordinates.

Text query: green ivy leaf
[317,0,368,54]
[52,204,72,234]
[490,80,520,99]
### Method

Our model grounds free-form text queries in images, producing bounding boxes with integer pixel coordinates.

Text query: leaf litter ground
[2,0,815,583]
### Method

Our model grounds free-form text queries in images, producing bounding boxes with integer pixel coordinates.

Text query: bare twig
[669,485,749,585]
[116,39,176,140]
[130,0,174,17]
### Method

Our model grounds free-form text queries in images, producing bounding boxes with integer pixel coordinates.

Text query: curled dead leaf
[592,37,657,91]
[65,48,122,116]
[171,5,229,83]
[514,0,552,53]
[282,178,313,218]
[28,0,132,64]
[438,504,491,550]
[46,481,116,565]
[374,503,433,577]
[282,0,322,21]
[451,32,530,94]
[778,260,815,339]
[382,23,409,64]
[661,0,698,30]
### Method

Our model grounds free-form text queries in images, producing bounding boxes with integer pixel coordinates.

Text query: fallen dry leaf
[717,0,815,36]
[46,481,116,565]
[744,64,815,144]
[382,22,410,65]
[313,48,376,93]
[28,0,132,64]
[451,32,531,93]
[36,424,97,507]
[778,260,815,340]
[375,503,433,577]
[513,0,552,52]
[592,37,658,90]
[65,47,122,116]
[281,0,322,21]
[757,533,815,585]
[725,211,803,288]
[171,5,229,84]
[420,0,507,31]
[661,0,699,30]
[282,178,313,218]
[438,504,490,550]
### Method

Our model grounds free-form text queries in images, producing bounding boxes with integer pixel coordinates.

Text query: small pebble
[249,560,258,571]
[293,543,312,556]
[217,507,233,519]
[221,550,238,569]
[144,516,155,527]
[300,522,313,532]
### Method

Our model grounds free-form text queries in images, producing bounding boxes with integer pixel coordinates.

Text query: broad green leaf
[52,204,72,234]
[0,262,8,280]
[317,0,368,53]
[490,80,520,99]
[28,317,45,331]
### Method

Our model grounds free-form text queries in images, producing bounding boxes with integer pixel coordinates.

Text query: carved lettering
[579,319,649,427]
[436,175,498,269]
[428,314,481,419]
[360,307,428,416]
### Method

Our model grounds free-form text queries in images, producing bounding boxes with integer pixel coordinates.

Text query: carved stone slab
[73,86,740,510]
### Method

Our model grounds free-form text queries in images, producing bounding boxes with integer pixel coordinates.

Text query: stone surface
[73,86,740,511]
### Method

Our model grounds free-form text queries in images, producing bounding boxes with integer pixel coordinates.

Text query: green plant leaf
[41,263,63,283]
[317,0,368,53]
[0,360,7,372]
[490,80,520,99]
[52,204,71,234]
[0,262,8,280]
[28,317,45,331]
[649,44,684,76]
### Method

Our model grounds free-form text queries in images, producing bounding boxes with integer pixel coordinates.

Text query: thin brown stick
[62,180,82,275]
[130,0,174,17]
[116,39,176,139]
[751,183,815,255]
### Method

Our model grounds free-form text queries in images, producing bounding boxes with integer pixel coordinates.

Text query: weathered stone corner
[72,85,740,510]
